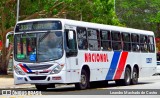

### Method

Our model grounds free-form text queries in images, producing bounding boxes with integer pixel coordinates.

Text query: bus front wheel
[75,69,89,90]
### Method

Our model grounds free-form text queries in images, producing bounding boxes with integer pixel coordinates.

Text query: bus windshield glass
[14,31,63,62]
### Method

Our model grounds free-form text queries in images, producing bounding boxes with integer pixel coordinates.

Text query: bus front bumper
[14,71,67,85]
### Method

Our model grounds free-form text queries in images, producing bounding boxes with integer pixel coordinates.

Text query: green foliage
[116,0,160,35]
[65,0,121,25]
[0,1,16,30]
[52,9,58,15]
[0,0,122,74]
[1,0,121,31]
[0,0,123,42]
[150,12,160,23]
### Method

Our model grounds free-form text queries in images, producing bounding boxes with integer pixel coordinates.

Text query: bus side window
[65,29,77,56]
[88,28,100,51]
[148,36,155,53]
[140,35,148,52]
[111,31,121,51]
[131,34,140,52]
[77,27,88,50]
[122,32,131,51]
[100,30,111,51]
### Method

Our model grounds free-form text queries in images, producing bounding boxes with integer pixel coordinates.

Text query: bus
[7,18,157,90]
[156,52,160,74]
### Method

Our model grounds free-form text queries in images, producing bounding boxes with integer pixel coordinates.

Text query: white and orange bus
[7,18,157,90]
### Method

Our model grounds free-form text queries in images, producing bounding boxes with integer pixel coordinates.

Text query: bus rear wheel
[116,67,131,86]
[131,68,138,85]
[75,69,89,90]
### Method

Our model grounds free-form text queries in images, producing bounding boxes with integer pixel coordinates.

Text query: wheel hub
[81,75,86,85]
[133,72,137,80]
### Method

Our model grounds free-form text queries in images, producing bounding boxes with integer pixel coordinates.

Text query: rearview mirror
[5,39,9,48]
[6,31,14,48]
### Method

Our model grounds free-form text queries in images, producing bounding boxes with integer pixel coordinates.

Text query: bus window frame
[76,27,88,50]
[121,32,131,52]
[65,29,78,57]
[140,34,148,53]
[131,33,140,52]
[87,28,101,51]
[111,31,122,51]
[148,35,155,53]
[100,29,112,51]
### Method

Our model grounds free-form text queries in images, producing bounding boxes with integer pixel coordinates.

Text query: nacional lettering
[85,53,108,62]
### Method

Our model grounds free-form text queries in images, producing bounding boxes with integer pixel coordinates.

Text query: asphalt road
[1,75,160,96]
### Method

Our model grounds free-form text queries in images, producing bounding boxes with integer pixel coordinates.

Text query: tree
[65,0,121,25]
[0,0,16,74]
[0,0,68,75]
[149,0,160,37]
[0,0,120,75]
[116,0,160,36]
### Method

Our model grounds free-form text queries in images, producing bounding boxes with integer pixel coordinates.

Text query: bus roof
[17,18,154,35]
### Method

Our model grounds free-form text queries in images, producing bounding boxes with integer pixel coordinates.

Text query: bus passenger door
[64,28,78,82]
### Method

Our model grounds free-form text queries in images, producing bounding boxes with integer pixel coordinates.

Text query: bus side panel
[65,51,156,83]
[139,53,156,77]
[116,52,156,80]
[85,51,114,81]
[118,52,141,80]
[66,50,115,82]
[65,56,81,83]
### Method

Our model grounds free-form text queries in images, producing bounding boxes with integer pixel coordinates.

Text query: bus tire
[116,67,131,86]
[35,85,47,91]
[123,67,131,86]
[131,67,138,85]
[75,69,89,90]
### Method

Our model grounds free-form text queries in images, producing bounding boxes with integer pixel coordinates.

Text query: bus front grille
[29,76,47,80]
[27,64,53,70]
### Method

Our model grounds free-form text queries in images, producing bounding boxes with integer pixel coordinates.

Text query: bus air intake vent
[27,64,53,70]
[29,76,47,80]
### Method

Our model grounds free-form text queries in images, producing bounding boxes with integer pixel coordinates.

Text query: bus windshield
[14,31,63,62]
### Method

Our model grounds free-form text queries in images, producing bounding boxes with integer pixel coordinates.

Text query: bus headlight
[14,65,25,75]
[50,64,64,74]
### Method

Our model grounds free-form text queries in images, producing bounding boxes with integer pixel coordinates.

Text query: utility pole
[16,0,20,23]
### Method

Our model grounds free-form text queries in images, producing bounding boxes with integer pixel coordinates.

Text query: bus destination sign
[15,21,62,32]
